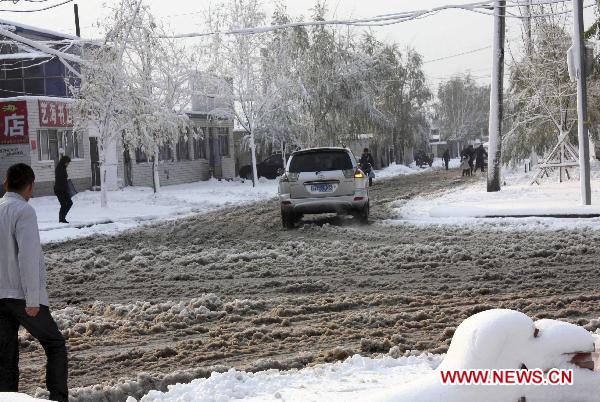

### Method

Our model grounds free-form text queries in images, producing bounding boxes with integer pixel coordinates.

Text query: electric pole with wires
[487,0,506,192]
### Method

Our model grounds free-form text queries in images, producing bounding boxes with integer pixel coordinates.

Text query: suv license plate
[310,184,334,193]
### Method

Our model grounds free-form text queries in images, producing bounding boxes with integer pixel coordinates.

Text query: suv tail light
[354,169,365,179]
[280,172,299,183]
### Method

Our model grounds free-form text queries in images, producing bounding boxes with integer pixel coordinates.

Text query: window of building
[24,78,44,96]
[218,129,229,157]
[37,130,51,161]
[192,127,207,160]
[176,134,190,161]
[135,148,148,163]
[5,60,22,79]
[2,79,23,97]
[23,60,45,78]
[61,130,83,159]
[158,143,173,161]
[45,59,65,76]
[46,78,67,97]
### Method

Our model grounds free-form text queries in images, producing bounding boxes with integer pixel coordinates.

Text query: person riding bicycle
[359,148,375,187]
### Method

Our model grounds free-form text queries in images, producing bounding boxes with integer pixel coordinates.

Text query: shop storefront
[0,96,92,197]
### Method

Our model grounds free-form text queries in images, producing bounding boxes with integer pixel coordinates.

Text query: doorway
[89,137,101,189]
[48,131,59,166]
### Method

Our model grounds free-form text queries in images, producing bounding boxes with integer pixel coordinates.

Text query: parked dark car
[239,153,290,180]
[414,150,434,168]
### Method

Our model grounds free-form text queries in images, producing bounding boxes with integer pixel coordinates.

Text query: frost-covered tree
[196,0,431,168]
[120,4,192,193]
[70,0,145,207]
[435,74,489,142]
[504,3,576,163]
[200,0,283,187]
[72,0,192,202]
[377,46,431,163]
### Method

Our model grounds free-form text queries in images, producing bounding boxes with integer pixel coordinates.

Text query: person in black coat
[359,148,375,187]
[54,156,72,223]
[442,149,450,170]
[461,145,475,174]
[474,144,488,173]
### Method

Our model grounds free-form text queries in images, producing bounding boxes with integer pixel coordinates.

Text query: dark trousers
[444,159,449,170]
[0,299,68,402]
[55,192,73,223]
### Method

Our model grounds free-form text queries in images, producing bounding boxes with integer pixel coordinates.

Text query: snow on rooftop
[0,95,74,103]
[0,18,80,41]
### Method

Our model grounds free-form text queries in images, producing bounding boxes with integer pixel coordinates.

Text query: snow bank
[393,161,600,230]
[375,159,460,179]
[130,353,442,402]
[130,309,600,402]
[30,178,278,244]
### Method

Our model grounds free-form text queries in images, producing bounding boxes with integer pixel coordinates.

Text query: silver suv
[278,147,369,228]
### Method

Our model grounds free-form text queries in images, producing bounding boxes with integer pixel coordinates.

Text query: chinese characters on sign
[0,101,28,145]
[38,100,73,128]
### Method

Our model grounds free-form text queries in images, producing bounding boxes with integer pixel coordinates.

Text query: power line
[0,0,72,12]
[164,0,593,39]
[424,45,491,64]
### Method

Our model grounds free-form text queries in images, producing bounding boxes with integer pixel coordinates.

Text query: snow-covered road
[13,169,599,402]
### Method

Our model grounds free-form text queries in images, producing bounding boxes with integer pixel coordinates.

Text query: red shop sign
[0,101,29,145]
[38,100,73,128]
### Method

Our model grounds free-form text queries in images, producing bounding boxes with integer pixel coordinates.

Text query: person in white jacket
[0,163,68,402]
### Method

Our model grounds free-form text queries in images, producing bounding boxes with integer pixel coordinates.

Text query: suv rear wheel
[356,202,369,224]
[281,210,297,229]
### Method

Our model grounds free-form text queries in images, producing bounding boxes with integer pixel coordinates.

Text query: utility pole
[522,0,532,57]
[487,0,505,192]
[73,3,81,37]
[573,0,591,205]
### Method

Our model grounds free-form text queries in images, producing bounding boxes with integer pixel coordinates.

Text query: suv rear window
[289,151,353,173]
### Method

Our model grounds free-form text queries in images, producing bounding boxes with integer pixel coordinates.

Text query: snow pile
[393,162,600,230]
[30,178,278,244]
[375,159,460,179]
[130,309,600,402]
[130,353,442,402]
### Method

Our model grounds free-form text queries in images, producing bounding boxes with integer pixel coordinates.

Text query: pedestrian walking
[54,156,73,223]
[442,149,450,170]
[474,144,488,173]
[359,148,375,187]
[460,156,471,177]
[0,163,68,402]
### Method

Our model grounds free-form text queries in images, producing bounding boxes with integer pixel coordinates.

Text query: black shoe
[59,219,69,224]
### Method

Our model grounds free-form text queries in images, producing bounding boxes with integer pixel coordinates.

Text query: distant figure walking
[460,156,471,177]
[442,149,450,170]
[359,148,375,187]
[0,163,69,402]
[474,144,488,173]
[54,156,72,224]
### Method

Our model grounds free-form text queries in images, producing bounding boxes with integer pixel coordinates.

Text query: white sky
[4,0,597,89]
